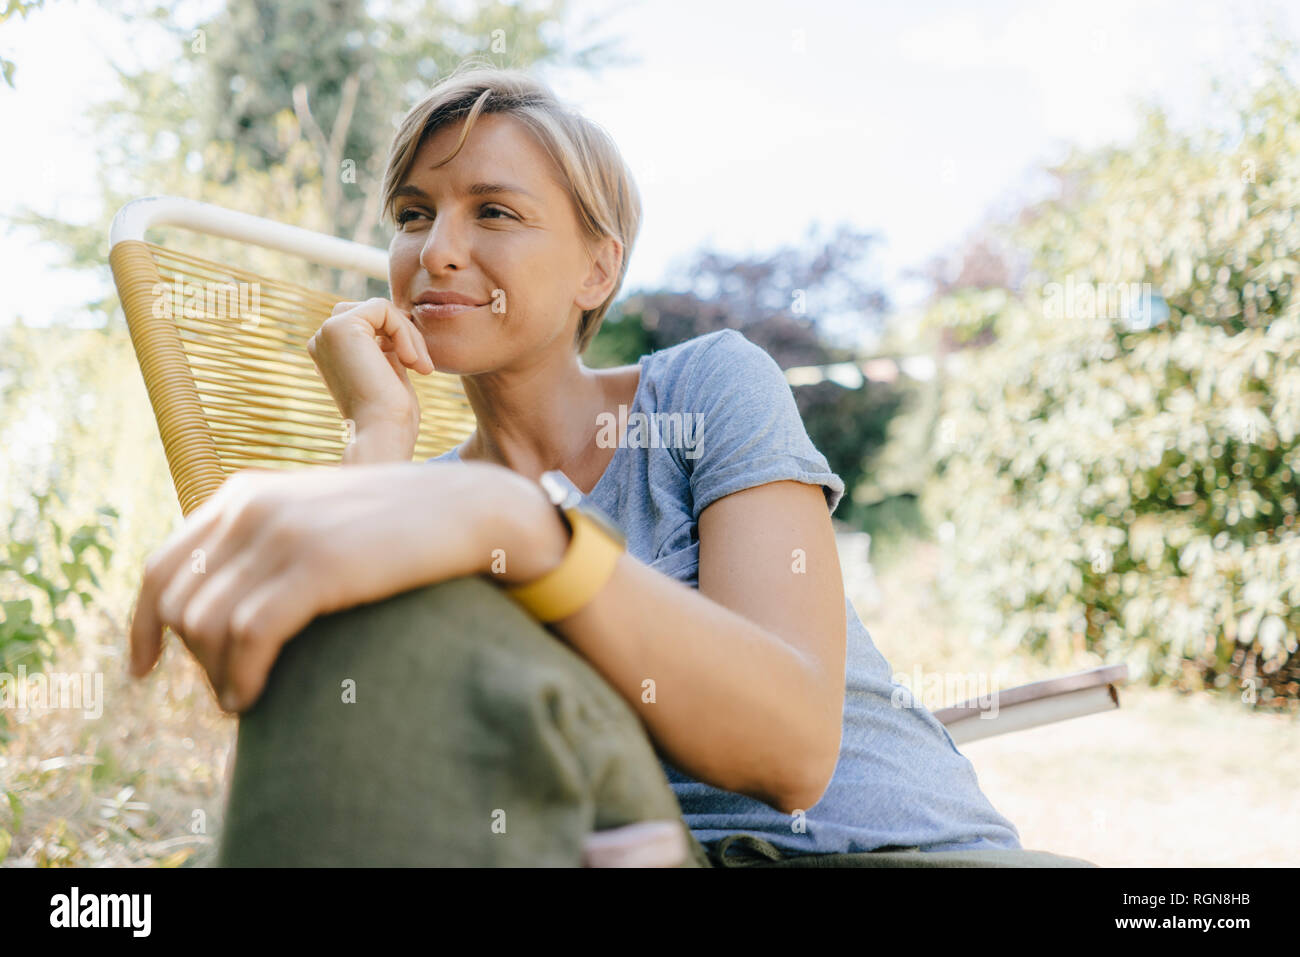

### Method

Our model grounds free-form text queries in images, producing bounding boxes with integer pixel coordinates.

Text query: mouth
[411,302,487,321]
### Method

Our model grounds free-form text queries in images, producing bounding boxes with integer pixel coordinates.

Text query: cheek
[477,242,539,310]
[489,236,568,298]
[387,237,421,302]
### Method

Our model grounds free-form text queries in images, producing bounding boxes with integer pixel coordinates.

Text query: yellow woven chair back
[109,197,477,516]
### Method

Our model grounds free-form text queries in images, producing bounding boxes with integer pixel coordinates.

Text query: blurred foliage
[0,490,116,669]
[0,0,45,88]
[853,493,927,572]
[0,487,117,741]
[922,52,1300,707]
[9,0,628,303]
[589,223,899,514]
[0,316,176,595]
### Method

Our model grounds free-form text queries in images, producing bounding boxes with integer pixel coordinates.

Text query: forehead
[408,112,562,196]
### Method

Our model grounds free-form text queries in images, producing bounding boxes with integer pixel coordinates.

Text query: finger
[382,347,409,379]
[375,333,419,372]
[175,521,286,706]
[384,332,430,374]
[131,471,276,678]
[396,309,433,374]
[355,299,414,362]
[373,300,433,374]
[222,561,321,713]
[405,314,435,373]
[154,502,249,640]
[344,299,432,373]
[129,497,228,677]
[382,349,420,401]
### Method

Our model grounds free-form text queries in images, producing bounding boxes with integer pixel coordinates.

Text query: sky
[1,0,1296,350]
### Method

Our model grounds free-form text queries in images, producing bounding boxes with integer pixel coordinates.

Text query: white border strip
[109,195,389,280]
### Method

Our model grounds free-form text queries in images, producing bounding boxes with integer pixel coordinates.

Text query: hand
[308,298,435,460]
[128,461,544,714]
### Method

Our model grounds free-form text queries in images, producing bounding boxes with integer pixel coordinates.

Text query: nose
[419,209,469,275]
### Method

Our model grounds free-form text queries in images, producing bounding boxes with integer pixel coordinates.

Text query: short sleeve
[677,330,845,521]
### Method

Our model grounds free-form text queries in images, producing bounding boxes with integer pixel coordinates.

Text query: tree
[923,50,1300,707]
[590,223,898,514]
[0,0,46,88]
[9,0,631,301]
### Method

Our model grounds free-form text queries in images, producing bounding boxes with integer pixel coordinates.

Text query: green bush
[0,488,117,736]
[923,58,1300,708]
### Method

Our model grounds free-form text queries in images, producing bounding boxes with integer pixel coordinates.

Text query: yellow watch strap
[504,508,625,623]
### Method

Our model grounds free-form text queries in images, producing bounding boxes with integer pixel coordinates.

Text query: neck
[458,348,608,482]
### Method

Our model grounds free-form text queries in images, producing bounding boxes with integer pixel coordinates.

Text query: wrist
[342,422,417,465]
[479,468,571,587]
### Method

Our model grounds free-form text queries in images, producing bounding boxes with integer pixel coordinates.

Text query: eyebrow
[393,182,539,202]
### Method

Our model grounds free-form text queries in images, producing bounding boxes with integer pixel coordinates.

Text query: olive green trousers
[216,575,1095,868]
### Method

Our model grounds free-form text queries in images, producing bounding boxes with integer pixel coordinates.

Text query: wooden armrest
[933,664,1130,745]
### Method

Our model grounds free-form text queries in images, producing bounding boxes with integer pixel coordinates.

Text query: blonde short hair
[381,60,641,353]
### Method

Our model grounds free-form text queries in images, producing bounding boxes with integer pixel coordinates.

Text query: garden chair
[109,195,1130,866]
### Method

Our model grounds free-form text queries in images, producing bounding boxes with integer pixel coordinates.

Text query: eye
[396,207,429,226]
[396,204,514,226]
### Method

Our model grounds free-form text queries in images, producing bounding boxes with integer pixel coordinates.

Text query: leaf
[8,790,25,831]
[157,848,195,868]
[1,599,35,622]
[69,529,96,560]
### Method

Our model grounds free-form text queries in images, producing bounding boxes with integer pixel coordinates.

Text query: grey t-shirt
[429,328,1022,855]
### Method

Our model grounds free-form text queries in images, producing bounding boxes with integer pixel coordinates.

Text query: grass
[0,599,233,867]
[851,538,1300,868]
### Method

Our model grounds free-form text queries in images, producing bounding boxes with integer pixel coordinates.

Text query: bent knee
[266,573,636,734]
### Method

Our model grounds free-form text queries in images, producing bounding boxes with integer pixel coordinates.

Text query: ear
[575,234,623,312]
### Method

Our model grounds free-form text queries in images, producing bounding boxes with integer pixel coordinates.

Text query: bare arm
[129,455,846,816]
[501,477,847,814]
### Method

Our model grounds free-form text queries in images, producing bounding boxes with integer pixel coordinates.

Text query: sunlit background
[1,0,1298,867]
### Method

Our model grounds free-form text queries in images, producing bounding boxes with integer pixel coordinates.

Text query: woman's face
[387,112,615,375]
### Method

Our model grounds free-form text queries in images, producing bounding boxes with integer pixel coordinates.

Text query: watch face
[539,470,627,547]
[539,470,583,510]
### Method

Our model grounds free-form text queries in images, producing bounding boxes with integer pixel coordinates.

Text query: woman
[129,63,1089,867]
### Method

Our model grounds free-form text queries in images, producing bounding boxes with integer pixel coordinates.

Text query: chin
[424,337,502,377]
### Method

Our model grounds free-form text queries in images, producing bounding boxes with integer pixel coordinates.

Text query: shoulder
[645,328,761,366]
[650,330,845,516]
[643,328,784,398]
